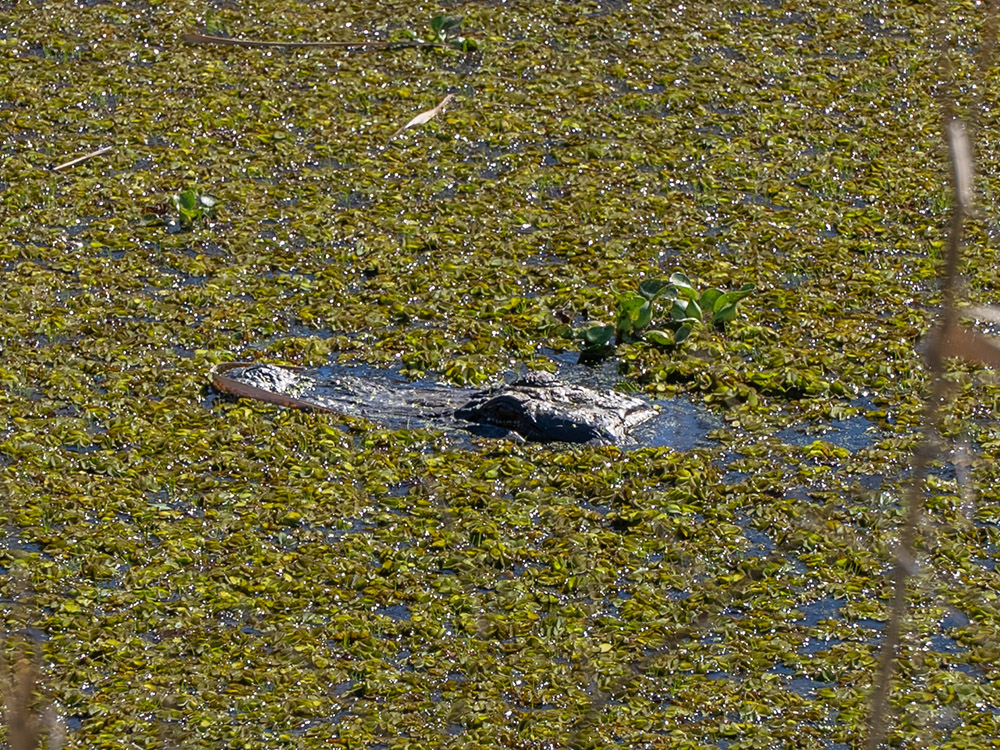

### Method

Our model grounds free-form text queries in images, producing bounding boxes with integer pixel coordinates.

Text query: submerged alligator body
[212,363,658,445]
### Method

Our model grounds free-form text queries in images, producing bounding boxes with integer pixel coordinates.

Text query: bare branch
[181,32,439,51]
[51,146,112,172]
[946,119,974,214]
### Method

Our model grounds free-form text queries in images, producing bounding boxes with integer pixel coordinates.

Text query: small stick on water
[389,94,456,141]
[52,145,112,172]
[181,32,439,51]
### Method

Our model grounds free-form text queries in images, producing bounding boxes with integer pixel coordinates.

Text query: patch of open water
[775,412,884,453]
[218,355,722,451]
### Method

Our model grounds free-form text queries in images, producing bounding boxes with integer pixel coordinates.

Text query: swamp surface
[2,0,1000,747]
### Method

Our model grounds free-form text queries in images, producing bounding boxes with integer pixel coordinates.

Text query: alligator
[211,362,659,445]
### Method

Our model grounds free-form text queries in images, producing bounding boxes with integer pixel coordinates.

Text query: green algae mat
[3,0,1000,747]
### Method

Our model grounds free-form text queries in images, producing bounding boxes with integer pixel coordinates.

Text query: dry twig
[181,32,438,51]
[51,146,112,172]
[865,112,1000,750]
[1,647,64,750]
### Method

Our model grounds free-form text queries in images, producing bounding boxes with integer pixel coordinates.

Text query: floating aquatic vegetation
[1,0,999,746]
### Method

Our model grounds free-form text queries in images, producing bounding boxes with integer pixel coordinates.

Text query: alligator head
[454,371,658,445]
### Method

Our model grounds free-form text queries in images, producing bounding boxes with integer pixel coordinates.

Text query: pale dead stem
[181,32,439,51]
[0,647,64,750]
[51,145,112,172]
[866,11,1000,742]
[388,94,456,141]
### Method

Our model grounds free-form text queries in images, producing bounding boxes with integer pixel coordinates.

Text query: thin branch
[1,645,63,750]
[865,113,970,750]
[181,32,439,51]
[51,145,112,172]
[865,382,948,750]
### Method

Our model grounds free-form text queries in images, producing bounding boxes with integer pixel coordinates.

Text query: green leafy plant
[202,14,231,38]
[172,189,218,228]
[579,272,755,355]
[427,15,477,51]
[141,189,220,230]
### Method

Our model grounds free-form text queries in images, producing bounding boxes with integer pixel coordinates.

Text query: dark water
[540,346,724,450]
[273,354,878,457]
[631,396,724,451]
[234,355,722,451]
[776,413,883,452]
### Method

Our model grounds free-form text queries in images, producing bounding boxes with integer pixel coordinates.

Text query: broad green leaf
[635,300,652,329]
[581,325,614,348]
[617,293,647,336]
[615,311,634,337]
[646,329,674,346]
[714,302,739,322]
[671,299,689,320]
[713,284,756,312]
[674,323,693,343]
[699,288,723,312]
[669,271,693,288]
[638,279,671,301]
[431,15,462,34]
[177,190,198,211]
[669,272,698,300]
[617,291,646,314]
